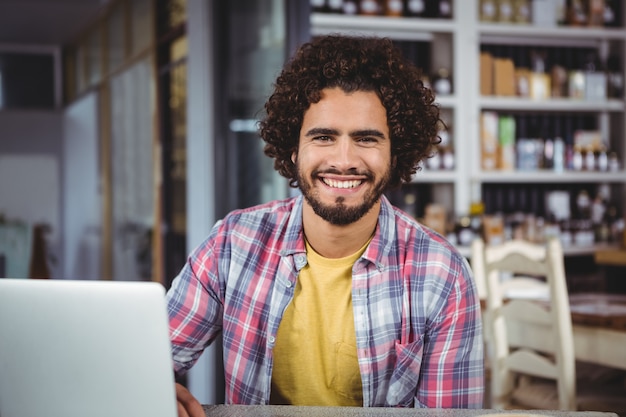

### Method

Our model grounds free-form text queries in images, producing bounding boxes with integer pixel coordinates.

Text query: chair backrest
[472,237,576,410]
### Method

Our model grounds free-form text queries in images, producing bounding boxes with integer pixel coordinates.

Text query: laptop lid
[0,279,178,417]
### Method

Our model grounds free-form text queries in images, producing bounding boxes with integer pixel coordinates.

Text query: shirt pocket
[330,341,363,403]
[385,338,424,407]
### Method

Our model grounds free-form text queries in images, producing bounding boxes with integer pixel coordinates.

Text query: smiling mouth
[321,178,363,189]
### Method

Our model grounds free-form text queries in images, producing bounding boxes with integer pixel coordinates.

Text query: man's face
[294,87,392,226]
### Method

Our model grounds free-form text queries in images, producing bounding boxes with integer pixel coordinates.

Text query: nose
[329,136,359,171]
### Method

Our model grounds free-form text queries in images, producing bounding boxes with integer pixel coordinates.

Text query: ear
[291,152,297,165]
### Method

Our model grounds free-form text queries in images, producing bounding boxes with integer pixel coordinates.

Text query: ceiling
[0,0,108,46]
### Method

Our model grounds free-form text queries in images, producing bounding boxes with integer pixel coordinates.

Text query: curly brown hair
[259,34,441,189]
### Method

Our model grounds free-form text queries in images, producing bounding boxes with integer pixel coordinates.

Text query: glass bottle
[567,0,589,26]
[434,0,453,19]
[553,136,565,172]
[456,215,475,247]
[479,0,498,22]
[426,147,442,170]
[588,0,604,26]
[384,0,403,16]
[530,49,550,100]
[432,67,452,95]
[584,146,596,171]
[571,145,583,171]
[406,0,426,17]
[342,0,359,14]
[512,0,531,24]
[551,48,568,98]
[358,0,380,15]
[497,0,514,23]
[576,189,591,220]
[606,54,624,99]
[596,146,609,171]
[568,49,586,99]
[583,51,607,100]
[603,0,620,27]
[608,152,620,172]
[442,147,455,170]
[515,47,531,97]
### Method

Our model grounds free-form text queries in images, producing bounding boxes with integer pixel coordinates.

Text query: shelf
[410,170,457,183]
[435,95,457,108]
[310,1,626,222]
[311,13,455,41]
[479,97,625,112]
[474,170,626,183]
[479,23,626,46]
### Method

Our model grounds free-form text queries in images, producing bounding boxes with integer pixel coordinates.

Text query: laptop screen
[0,279,178,417]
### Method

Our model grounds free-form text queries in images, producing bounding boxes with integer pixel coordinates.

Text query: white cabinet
[310,0,626,256]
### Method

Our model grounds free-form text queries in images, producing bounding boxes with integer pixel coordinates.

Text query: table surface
[202,405,617,417]
[568,293,626,331]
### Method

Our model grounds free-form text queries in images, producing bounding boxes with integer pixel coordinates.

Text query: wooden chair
[471,237,626,413]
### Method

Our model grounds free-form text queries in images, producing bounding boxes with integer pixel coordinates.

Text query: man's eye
[314,135,332,142]
[358,137,378,143]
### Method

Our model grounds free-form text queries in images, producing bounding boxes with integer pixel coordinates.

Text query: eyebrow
[304,127,387,139]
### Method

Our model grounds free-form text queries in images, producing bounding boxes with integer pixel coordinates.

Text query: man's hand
[175,382,205,417]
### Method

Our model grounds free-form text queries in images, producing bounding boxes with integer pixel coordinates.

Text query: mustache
[312,167,374,179]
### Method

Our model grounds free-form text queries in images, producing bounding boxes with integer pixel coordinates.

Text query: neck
[302,200,380,259]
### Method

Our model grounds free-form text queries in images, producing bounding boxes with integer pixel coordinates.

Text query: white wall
[0,110,63,278]
[62,92,101,280]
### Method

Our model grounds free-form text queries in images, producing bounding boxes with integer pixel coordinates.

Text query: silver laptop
[0,278,178,417]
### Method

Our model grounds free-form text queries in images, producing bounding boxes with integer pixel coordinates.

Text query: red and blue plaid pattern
[167,195,484,408]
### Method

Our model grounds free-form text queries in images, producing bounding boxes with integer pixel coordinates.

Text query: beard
[297,166,391,226]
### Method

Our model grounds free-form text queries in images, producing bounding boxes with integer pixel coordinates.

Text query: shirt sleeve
[166,226,225,375]
[415,255,484,409]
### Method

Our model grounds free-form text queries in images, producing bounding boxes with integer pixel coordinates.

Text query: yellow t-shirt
[270,239,368,406]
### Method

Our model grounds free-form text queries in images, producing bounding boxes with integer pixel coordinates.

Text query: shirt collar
[279,194,397,271]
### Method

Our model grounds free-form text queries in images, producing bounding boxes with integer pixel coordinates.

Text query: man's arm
[167,235,224,373]
[416,262,484,408]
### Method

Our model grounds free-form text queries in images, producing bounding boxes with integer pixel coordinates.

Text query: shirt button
[285,280,293,288]
[268,336,276,344]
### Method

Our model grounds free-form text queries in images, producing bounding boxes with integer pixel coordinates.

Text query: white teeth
[322,178,362,189]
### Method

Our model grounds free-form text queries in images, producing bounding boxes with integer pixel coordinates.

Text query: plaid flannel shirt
[166,195,484,407]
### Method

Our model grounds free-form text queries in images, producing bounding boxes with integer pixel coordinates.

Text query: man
[168,35,483,416]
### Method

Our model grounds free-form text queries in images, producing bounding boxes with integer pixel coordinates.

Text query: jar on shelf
[405,0,426,17]
[497,0,514,23]
[359,0,381,15]
[432,67,452,96]
[479,0,498,22]
[432,0,453,19]
[512,0,531,24]
[384,0,403,16]
[343,0,359,14]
